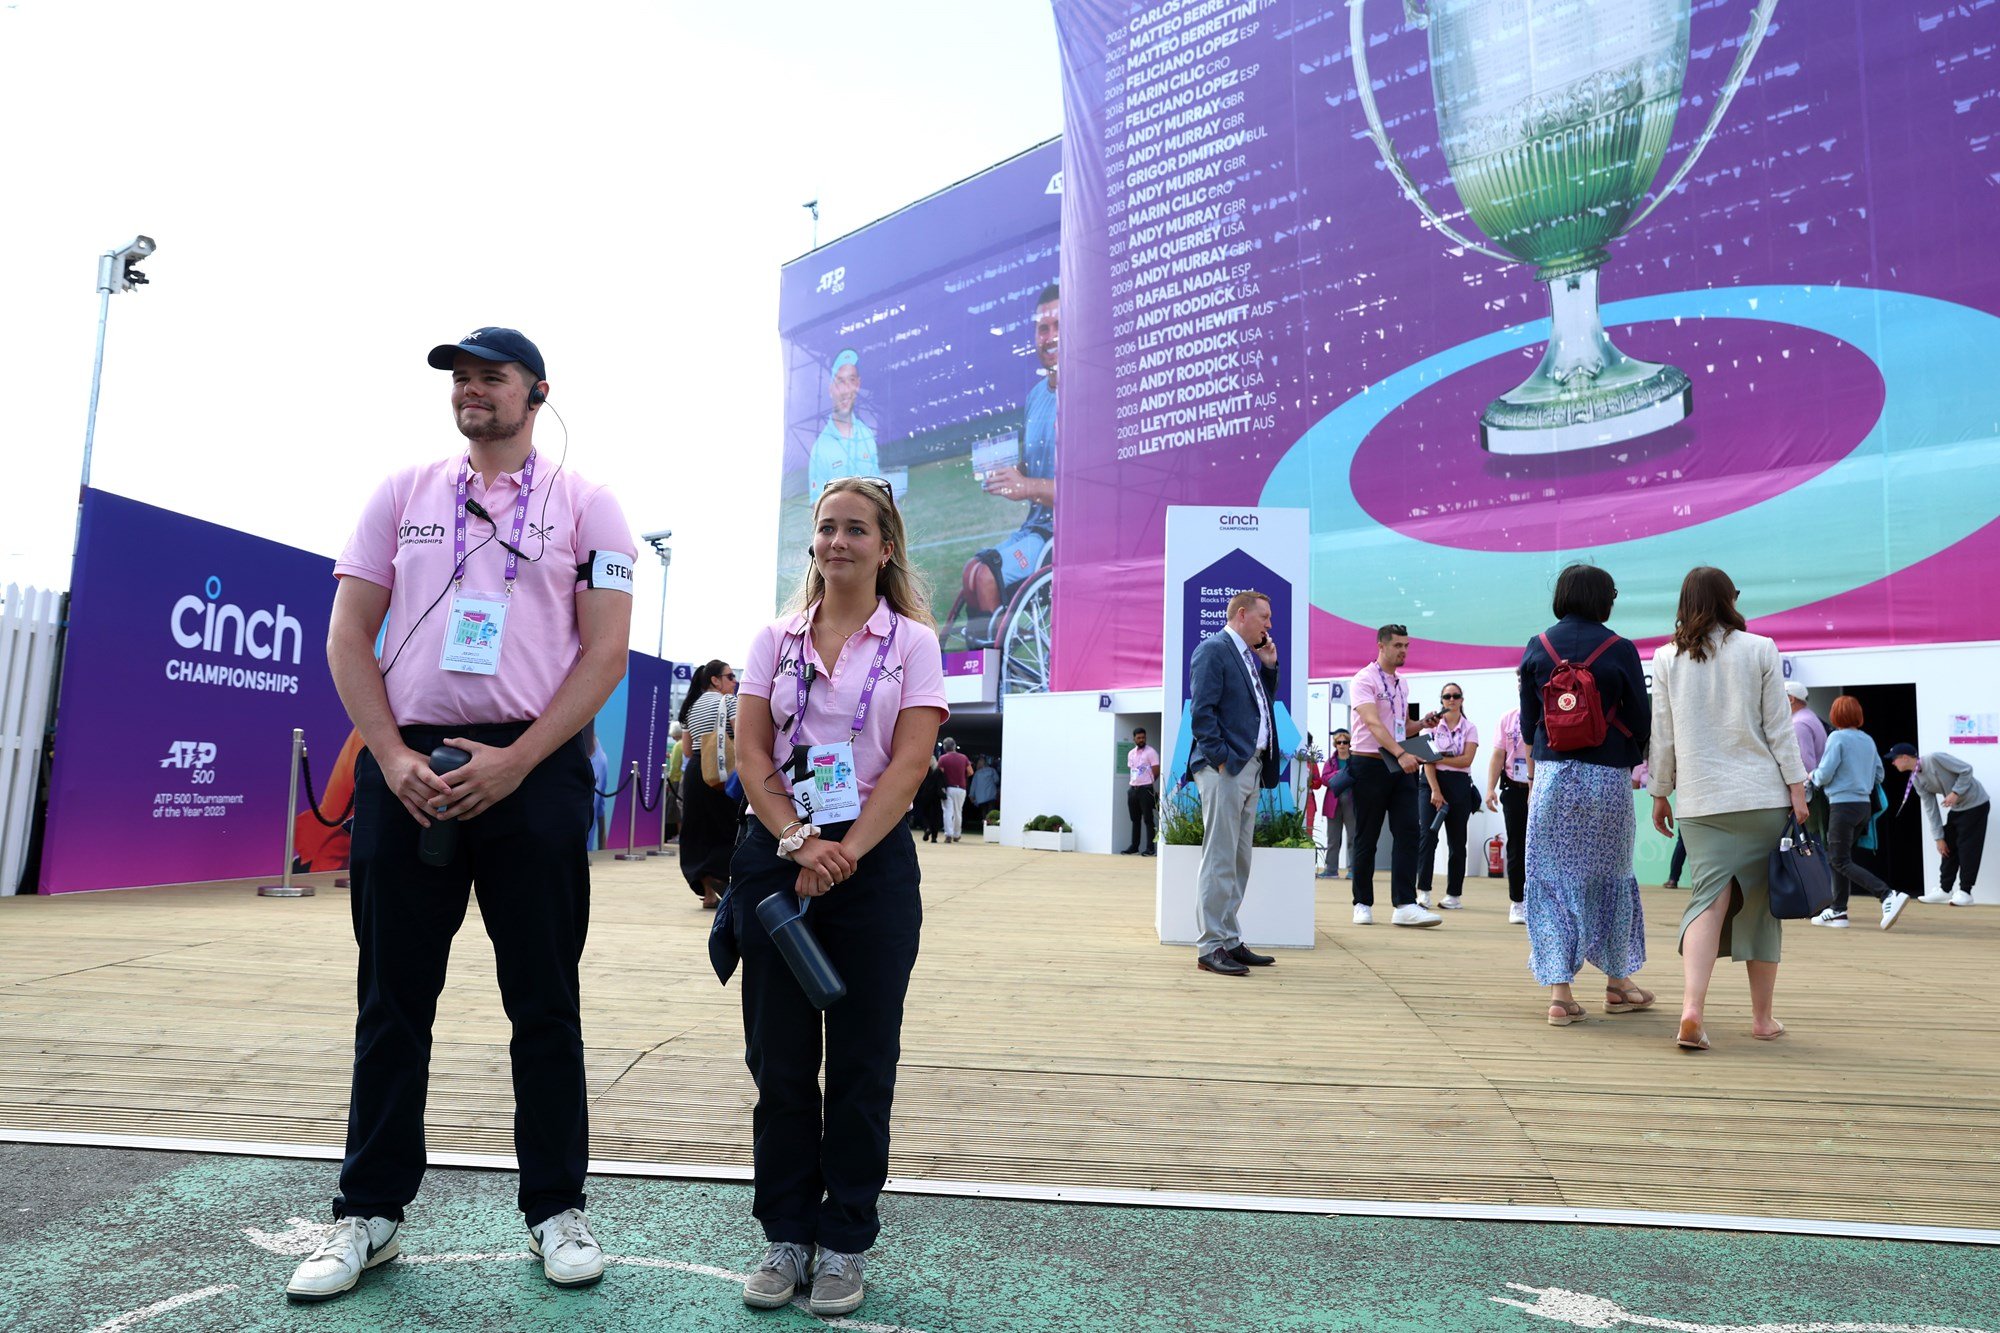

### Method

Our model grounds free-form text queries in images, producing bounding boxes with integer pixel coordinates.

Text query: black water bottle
[418,745,472,867]
[755,891,846,1009]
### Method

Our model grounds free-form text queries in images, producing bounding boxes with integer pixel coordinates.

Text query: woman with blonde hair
[728,476,948,1317]
[1648,568,1809,1051]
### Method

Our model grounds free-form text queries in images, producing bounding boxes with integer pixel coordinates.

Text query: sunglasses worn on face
[1441,693,1462,700]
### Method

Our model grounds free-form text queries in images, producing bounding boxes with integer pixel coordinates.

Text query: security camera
[640,529,674,544]
[98,234,157,294]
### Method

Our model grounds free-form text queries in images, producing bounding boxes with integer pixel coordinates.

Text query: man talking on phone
[284,328,636,1302]
[1185,590,1285,975]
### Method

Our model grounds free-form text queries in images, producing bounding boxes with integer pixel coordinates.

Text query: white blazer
[1647,629,1805,820]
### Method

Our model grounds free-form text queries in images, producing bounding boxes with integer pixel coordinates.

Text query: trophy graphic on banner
[1349,0,1779,455]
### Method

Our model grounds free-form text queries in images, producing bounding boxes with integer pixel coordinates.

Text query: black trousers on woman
[731,817,921,1255]
[1499,776,1530,903]
[1827,799,1893,911]
[1418,769,1481,898]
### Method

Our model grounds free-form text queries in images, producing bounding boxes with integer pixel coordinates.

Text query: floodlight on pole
[641,529,673,659]
[804,200,819,249]
[77,234,156,556]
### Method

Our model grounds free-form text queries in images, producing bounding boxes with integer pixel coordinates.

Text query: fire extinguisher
[1486,835,1505,878]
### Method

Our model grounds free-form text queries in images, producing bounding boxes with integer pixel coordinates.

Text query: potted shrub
[1021,814,1076,852]
[1157,783,1316,947]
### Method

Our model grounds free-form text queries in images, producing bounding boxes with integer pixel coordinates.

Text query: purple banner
[778,141,1065,703]
[1052,1,2000,687]
[42,491,353,893]
[600,651,677,851]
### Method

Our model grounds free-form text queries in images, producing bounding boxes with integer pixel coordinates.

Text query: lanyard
[453,452,535,591]
[1370,662,1405,719]
[787,611,900,745]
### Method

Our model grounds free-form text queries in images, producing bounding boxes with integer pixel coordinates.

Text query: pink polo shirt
[1347,662,1407,756]
[335,453,634,727]
[1496,709,1532,782]
[1424,714,1479,760]
[738,596,950,804]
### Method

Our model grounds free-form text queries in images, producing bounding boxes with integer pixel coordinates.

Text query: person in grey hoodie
[1887,743,1988,906]
[1805,697,1907,930]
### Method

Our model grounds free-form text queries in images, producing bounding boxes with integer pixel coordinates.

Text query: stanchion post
[258,728,313,898]
[615,762,641,861]
[652,761,671,855]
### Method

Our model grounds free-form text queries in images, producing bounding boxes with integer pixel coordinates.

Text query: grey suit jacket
[1187,630,1282,789]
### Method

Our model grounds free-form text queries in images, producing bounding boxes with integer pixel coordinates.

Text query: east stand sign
[1157,506,1313,948]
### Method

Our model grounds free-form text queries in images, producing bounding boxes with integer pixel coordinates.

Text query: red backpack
[1537,632,1631,751]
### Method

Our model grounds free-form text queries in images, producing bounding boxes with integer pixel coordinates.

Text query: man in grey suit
[1187,589,1283,975]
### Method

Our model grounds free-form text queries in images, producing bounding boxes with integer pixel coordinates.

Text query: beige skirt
[1677,808,1790,964]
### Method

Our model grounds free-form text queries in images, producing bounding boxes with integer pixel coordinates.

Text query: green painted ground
[4,1146,1997,1332]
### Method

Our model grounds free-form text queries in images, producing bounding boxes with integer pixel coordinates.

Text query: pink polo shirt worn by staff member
[335,454,635,727]
[1425,715,1479,760]
[738,595,950,805]
[1347,662,1408,758]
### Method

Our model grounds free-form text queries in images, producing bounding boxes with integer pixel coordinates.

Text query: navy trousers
[731,818,921,1254]
[1350,753,1419,907]
[335,723,593,1229]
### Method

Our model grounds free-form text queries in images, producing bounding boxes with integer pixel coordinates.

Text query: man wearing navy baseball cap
[286,326,636,1302]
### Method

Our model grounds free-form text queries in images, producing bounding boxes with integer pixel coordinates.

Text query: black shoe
[1228,944,1275,966]
[1141,847,1156,857]
[1197,948,1248,976]
[1119,847,1138,855]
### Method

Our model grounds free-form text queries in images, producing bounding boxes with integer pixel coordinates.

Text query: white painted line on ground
[1489,1283,1995,1333]
[10,1126,1999,1247]
[85,1285,239,1333]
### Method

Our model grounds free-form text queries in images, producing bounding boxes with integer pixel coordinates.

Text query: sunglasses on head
[1385,624,1408,637]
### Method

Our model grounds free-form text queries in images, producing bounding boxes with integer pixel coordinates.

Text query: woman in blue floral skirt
[1518,565,1655,1026]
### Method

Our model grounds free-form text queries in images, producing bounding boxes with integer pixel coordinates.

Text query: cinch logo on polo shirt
[398,521,446,546]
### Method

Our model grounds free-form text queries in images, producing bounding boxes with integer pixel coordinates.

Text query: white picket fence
[0,584,63,896]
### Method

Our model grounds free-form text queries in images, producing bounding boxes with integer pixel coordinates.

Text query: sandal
[1676,1019,1710,1051]
[1547,999,1585,1027]
[1752,1022,1787,1041]
[1605,984,1656,1014]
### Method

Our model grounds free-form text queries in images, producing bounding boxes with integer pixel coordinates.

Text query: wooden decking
[2,843,1996,1232]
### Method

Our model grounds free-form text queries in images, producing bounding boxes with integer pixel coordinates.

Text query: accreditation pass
[440,590,509,675]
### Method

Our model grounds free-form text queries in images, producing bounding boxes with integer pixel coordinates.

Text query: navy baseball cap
[427,327,546,381]
[1886,743,1919,761]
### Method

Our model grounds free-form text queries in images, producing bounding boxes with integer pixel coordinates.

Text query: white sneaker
[1881,890,1910,930]
[1352,904,1374,925]
[1951,889,1975,906]
[1823,913,1851,929]
[529,1208,604,1288]
[285,1216,400,1302]
[1507,903,1526,925]
[1415,891,1433,909]
[1809,907,1838,926]
[1392,904,1442,928]
[1920,890,1952,905]
[1440,895,1464,910]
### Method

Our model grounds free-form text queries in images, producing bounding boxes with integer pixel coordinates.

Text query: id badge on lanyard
[442,453,533,677]
[784,613,898,826]
[1384,668,1406,742]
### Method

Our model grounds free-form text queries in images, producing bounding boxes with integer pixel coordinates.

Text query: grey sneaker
[528,1208,604,1288]
[810,1247,866,1316]
[285,1216,399,1302]
[743,1241,812,1309]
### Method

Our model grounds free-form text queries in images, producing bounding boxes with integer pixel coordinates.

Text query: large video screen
[1052,0,2000,688]
[776,141,1064,703]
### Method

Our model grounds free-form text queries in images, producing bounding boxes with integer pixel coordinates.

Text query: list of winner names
[1103,0,1278,464]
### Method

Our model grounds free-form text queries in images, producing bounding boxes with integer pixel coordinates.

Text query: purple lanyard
[1373,663,1405,722]
[1899,765,1920,816]
[788,612,900,746]
[453,452,535,591]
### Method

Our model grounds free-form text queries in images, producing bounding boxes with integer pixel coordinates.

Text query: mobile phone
[1257,633,1270,649]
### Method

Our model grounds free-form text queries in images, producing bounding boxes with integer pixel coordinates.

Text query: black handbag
[707,884,739,984]
[1767,815,1836,919]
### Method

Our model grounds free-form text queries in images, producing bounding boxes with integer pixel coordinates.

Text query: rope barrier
[594,769,634,800]
[639,773,663,812]
[297,750,355,828]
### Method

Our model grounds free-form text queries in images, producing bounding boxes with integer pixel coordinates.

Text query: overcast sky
[0,0,1063,667]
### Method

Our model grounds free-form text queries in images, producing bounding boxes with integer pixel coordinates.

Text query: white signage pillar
[1156,506,1314,947]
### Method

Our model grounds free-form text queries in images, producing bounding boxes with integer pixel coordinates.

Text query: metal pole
[649,761,670,856]
[615,762,641,861]
[73,287,112,559]
[259,729,312,897]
